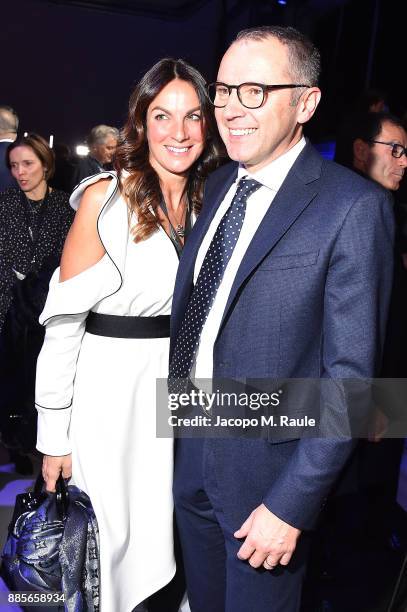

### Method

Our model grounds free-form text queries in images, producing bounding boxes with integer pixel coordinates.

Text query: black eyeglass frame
[369,140,407,159]
[206,82,311,109]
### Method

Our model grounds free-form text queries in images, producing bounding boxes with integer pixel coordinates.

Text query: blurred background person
[72,124,119,187]
[348,110,407,485]
[353,112,407,531]
[334,89,389,170]
[0,105,18,191]
[309,112,407,609]
[0,133,74,473]
[334,111,407,272]
[351,111,407,191]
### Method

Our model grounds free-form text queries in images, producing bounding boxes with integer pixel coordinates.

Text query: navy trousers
[174,438,310,612]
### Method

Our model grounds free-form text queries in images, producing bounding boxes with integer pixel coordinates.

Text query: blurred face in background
[91,134,118,165]
[366,121,407,191]
[9,145,47,198]
[146,78,205,181]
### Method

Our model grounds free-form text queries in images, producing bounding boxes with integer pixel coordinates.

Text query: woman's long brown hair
[115,58,224,242]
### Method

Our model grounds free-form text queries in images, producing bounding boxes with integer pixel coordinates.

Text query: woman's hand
[42,454,72,492]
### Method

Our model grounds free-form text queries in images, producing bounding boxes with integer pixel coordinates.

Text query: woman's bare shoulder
[59,178,113,281]
[78,177,113,212]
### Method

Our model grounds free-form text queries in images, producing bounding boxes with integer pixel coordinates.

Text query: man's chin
[388,179,401,191]
[224,149,252,165]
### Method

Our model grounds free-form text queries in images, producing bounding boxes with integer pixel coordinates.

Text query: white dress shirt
[193,137,306,380]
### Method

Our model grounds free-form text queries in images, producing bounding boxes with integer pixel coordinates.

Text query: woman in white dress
[35,58,222,611]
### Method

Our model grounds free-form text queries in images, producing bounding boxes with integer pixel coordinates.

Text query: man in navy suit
[0,105,18,191]
[169,26,394,611]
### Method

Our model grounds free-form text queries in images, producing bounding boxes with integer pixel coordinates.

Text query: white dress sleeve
[35,172,129,456]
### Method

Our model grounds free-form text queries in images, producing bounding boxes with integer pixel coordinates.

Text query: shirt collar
[237,137,306,191]
[0,138,14,143]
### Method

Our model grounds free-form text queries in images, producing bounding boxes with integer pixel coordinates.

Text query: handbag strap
[34,472,69,520]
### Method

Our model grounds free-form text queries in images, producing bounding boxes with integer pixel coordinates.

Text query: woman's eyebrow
[150,105,201,114]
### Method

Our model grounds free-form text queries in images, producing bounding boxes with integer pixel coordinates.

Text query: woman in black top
[0,133,74,328]
[0,133,74,466]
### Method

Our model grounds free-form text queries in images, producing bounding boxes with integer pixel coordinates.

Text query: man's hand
[42,454,72,492]
[368,407,389,442]
[234,503,301,570]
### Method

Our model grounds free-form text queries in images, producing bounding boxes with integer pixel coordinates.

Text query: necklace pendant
[176,224,185,238]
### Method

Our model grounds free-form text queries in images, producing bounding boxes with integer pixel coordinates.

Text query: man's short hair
[355,111,404,144]
[335,111,405,169]
[0,105,19,134]
[87,124,119,147]
[234,25,321,88]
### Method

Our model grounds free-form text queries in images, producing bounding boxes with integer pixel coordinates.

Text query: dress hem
[128,563,177,612]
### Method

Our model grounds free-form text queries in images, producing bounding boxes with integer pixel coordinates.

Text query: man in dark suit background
[0,105,18,191]
[72,124,119,188]
[169,26,394,611]
[315,111,407,593]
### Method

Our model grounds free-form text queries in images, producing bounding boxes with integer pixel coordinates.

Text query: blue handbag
[1,473,100,611]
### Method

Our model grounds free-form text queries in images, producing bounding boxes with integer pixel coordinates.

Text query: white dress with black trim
[35,172,177,612]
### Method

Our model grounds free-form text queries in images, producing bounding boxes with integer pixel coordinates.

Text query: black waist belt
[86,311,170,339]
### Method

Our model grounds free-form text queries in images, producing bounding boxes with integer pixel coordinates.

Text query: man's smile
[228,128,257,136]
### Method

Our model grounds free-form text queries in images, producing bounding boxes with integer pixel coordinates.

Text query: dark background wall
[1,0,405,148]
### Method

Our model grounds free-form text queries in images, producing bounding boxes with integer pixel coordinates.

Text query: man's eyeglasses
[206,82,310,109]
[369,140,407,159]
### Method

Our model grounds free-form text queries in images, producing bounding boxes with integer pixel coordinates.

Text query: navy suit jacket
[170,142,394,530]
[0,141,17,192]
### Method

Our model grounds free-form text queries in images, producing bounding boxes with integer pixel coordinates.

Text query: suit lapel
[220,144,322,326]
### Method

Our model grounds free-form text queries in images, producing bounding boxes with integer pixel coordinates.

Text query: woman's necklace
[170,206,186,238]
[25,195,45,242]
[21,186,49,266]
[159,196,189,240]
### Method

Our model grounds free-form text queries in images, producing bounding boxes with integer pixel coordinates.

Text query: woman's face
[9,145,46,195]
[146,78,205,179]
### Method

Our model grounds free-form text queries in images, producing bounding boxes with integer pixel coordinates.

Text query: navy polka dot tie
[169,177,262,388]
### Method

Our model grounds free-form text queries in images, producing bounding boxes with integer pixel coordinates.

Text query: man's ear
[353,138,370,164]
[296,87,321,125]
